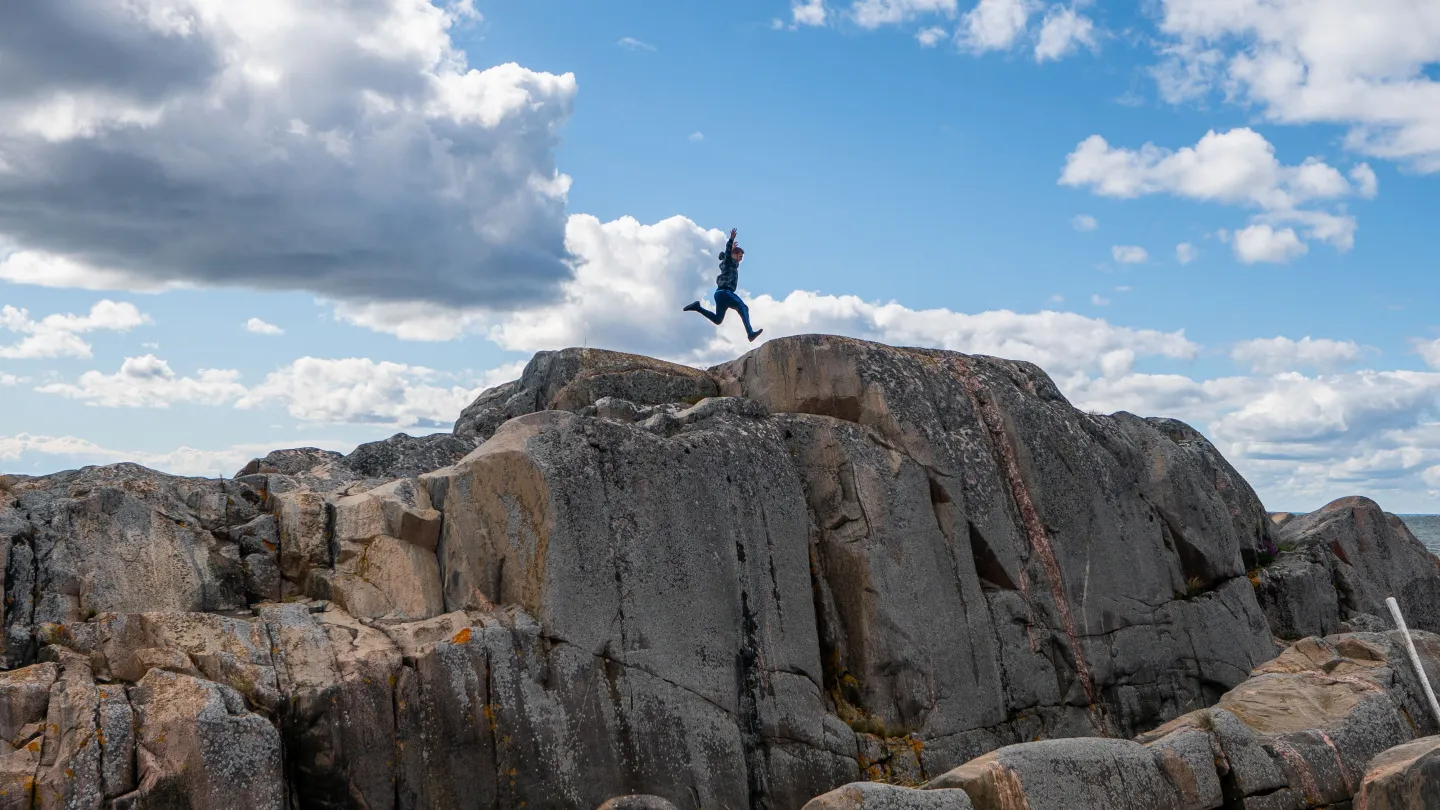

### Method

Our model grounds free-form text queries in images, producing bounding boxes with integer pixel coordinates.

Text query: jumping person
[684,228,763,342]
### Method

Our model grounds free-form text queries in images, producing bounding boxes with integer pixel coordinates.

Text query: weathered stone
[1143,725,1224,810]
[1274,498,1440,635]
[334,477,440,551]
[452,347,719,439]
[120,669,283,810]
[329,535,444,620]
[336,432,480,480]
[273,489,330,583]
[1253,546,1343,642]
[804,782,974,809]
[598,795,683,810]
[234,447,343,478]
[0,465,254,643]
[927,738,1181,810]
[1355,735,1440,810]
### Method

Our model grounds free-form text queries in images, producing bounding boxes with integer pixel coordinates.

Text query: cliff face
[0,335,1436,809]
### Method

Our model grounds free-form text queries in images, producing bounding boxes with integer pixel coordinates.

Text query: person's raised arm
[726,228,737,254]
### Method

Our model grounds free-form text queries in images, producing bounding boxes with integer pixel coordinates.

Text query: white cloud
[237,357,481,428]
[0,433,354,479]
[793,0,830,26]
[0,1,577,307]
[853,0,958,29]
[1112,245,1148,264]
[0,373,20,386]
[0,300,149,359]
[0,248,190,292]
[1091,293,1111,306]
[1416,338,1440,370]
[1233,224,1308,264]
[1175,242,1198,264]
[1061,128,1374,256]
[36,355,246,408]
[618,37,655,51]
[1072,214,1098,231]
[1231,336,1364,374]
[1156,0,1440,172]
[917,26,949,47]
[1065,366,1440,509]
[337,213,1202,376]
[244,317,284,336]
[961,0,1037,51]
[1350,164,1379,199]
[1425,466,1440,493]
[1035,5,1097,62]
[689,132,705,142]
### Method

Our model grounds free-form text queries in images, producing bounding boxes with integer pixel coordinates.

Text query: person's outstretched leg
[716,291,762,341]
[683,298,723,325]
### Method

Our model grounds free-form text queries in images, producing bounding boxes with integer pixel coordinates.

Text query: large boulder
[922,629,1440,810]
[1258,497,1440,637]
[803,782,974,809]
[0,465,261,666]
[1356,736,1440,810]
[452,347,719,439]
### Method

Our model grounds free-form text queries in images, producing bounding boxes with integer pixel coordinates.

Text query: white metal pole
[1386,596,1440,729]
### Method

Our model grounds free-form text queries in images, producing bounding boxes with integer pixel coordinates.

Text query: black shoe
[683,301,701,313]
[747,329,763,342]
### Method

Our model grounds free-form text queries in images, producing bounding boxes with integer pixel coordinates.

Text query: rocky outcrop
[1254,497,1440,641]
[1356,735,1440,809]
[905,629,1440,809]
[2,335,1436,809]
[453,347,718,440]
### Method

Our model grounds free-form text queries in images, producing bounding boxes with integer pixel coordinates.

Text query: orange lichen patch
[451,628,473,645]
[25,740,40,753]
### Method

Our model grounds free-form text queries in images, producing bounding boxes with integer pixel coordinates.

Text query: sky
[1,0,1439,512]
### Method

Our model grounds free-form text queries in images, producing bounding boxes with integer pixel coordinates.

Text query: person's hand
[730,228,737,238]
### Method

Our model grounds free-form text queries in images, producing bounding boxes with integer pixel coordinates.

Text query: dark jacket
[716,234,739,292]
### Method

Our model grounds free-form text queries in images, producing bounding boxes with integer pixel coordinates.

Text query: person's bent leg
[731,293,763,341]
[684,298,724,325]
[714,290,738,324]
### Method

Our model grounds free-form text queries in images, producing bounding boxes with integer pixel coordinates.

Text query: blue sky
[2,0,1439,511]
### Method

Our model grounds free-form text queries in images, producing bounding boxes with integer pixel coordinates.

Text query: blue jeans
[693,289,759,335]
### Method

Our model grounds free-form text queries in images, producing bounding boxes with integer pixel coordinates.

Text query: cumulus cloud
[1066,366,1440,508]
[1061,128,1375,258]
[1175,242,1198,264]
[0,300,149,359]
[689,132,705,142]
[1231,336,1364,374]
[238,357,481,428]
[0,1,577,307]
[792,0,830,26]
[1090,294,1110,306]
[1071,214,1098,231]
[1111,245,1148,264]
[36,354,246,407]
[852,0,958,29]
[244,317,283,336]
[1155,0,1440,172]
[33,351,488,430]
[337,213,1202,375]
[961,0,1038,51]
[1034,5,1097,62]
[1416,338,1440,370]
[1232,224,1308,264]
[917,26,949,47]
